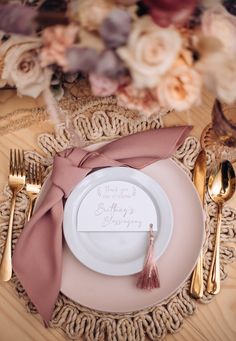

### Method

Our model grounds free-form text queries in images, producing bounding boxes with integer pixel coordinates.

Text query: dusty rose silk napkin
[13,127,191,324]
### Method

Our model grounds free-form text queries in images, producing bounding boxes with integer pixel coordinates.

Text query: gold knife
[190,149,207,298]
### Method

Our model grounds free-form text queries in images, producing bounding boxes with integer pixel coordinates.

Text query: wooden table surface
[0,91,235,341]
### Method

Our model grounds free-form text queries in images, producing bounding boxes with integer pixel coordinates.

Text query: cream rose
[1,39,52,98]
[70,0,114,31]
[202,5,236,55]
[118,16,182,88]
[197,51,236,104]
[0,36,38,89]
[214,62,236,104]
[157,65,202,112]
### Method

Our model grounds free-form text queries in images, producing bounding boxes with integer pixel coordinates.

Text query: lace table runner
[0,97,235,341]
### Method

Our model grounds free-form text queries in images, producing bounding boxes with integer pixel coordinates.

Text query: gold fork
[0,149,25,281]
[26,162,42,221]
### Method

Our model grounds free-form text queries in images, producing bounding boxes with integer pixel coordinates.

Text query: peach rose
[202,5,236,55]
[40,24,78,69]
[118,16,182,88]
[157,64,202,111]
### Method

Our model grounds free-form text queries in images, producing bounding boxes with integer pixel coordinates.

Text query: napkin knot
[52,148,120,198]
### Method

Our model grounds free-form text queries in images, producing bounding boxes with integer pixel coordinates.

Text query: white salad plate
[63,167,173,276]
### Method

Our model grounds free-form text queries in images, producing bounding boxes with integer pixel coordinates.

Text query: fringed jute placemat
[0,96,235,341]
[0,80,169,136]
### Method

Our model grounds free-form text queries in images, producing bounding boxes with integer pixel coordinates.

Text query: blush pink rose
[89,73,119,97]
[117,83,160,116]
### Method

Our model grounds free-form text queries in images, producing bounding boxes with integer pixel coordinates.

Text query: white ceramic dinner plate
[63,167,173,276]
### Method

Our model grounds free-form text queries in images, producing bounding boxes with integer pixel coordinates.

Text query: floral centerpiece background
[0,0,236,119]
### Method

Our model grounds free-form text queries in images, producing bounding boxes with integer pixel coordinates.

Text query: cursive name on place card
[77,181,158,232]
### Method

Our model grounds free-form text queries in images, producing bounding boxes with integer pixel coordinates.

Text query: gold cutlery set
[190,150,235,298]
[0,149,42,282]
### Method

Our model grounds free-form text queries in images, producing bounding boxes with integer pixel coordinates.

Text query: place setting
[0,1,236,340]
[8,126,201,319]
[0,105,235,334]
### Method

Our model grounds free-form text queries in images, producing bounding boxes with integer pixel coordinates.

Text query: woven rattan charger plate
[0,93,235,341]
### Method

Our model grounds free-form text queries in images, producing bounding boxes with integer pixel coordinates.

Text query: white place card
[77,180,158,232]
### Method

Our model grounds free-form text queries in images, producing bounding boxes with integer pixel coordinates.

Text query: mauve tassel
[137,224,160,290]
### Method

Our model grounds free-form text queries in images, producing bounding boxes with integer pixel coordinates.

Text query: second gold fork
[26,162,42,221]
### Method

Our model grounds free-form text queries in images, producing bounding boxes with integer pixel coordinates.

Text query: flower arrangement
[0,0,236,117]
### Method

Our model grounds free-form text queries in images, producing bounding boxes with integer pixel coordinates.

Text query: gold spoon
[207,160,236,294]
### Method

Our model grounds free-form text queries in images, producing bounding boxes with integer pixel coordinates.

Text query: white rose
[202,5,236,55]
[157,65,202,112]
[197,52,236,104]
[1,38,52,98]
[118,16,182,88]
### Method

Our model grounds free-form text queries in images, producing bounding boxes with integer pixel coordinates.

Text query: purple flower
[65,47,99,73]
[0,4,37,35]
[65,47,127,80]
[100,9,131,48]
[94,50,127,79]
